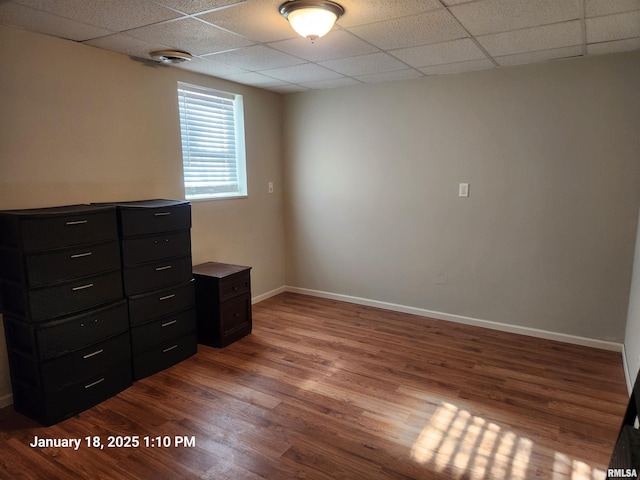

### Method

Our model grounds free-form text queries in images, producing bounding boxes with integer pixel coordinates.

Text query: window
[177,82,247,200]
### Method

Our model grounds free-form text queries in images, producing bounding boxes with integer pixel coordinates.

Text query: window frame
[177,82,248,201]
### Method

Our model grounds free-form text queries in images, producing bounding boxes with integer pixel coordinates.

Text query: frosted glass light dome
[280,1,344,42]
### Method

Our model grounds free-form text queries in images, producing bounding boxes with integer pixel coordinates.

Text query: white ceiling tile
[269,84,309,94]
[13,0,180,31]
[260,63,344,83]
[197,0,294,43]
[478,21,582,57]
[298,77,362,90]
[269,29,378,62]
[175,56,248,77]
[392,38,486,67]
[335,0,442,28]
[153,0,246,15]
[587,36,640,54]
[221,71,289,88]
[419,58,495,75]
[442,0,475,5]
[354,68,424,84]
[126,17,253,55]
[449,0,581,36]
[495,45,583,66]
[205,44,305,70]
[84,32,168,59]
[0,2,114,41]
[585,0,640,17]
[586,10,640,43]
[349,9,467,50]
[318,52,408,76]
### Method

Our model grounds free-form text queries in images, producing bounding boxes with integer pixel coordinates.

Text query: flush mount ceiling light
[149,50,193,64]
[279,0,344,42]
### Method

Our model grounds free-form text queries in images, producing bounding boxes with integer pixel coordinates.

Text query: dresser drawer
[121,230,191,267]
[128,280,195,326]
[116,200,191,237]
[219,271,251,302]
[132,332,197,380]
[5,300,129,359]
[12,361,132,426]
[1,270,123,322]
[0,205,118,252]
[22,241,121,287]
[10,332,131,392]
[131,308,196,353]
[123,256,193,296]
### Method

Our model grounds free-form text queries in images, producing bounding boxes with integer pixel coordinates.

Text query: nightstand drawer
[219,272,251,302]
[220,294,251,338]
[130,308,196,353]
[128,280,195,326]
[121,230,191,267]
[123,256,193,296]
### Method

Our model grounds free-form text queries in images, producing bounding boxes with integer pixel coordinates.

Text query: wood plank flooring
[0,292,629,479]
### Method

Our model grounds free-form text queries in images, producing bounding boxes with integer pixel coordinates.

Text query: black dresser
[112,199,197,380]
[0,205,132,426]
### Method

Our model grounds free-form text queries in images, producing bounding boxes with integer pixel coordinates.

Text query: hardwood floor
[0,292,629,479]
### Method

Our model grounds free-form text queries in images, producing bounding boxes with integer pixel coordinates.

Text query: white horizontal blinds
[178,83,244,199]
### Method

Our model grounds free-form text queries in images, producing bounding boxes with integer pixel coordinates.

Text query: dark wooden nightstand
[192,262,252,348]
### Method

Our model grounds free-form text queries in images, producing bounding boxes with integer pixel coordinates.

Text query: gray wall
[0,25,286,405]
[283,51,640,343]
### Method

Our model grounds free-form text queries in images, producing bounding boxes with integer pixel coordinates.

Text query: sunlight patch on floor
[411,402,605,480]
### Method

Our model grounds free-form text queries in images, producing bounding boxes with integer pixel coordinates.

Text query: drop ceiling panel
[125,17,253,55]
[419,58,495,75]
[0,2,113,41]
[318,52,408,76]
[585,0,640,17]
[85,32,170,58]
[586,10,640,43]
[206,44,305,70]
[197,0,295,43]
[449,0,582,36]
[260,62,345,83]
[348,10,468,50]
[478,21,583,57]
[334,0,442,28]
[354,68,424,84]
[13,0,180,31]
[587,36,640,54]
[495,45,583,66]
[392,38,488,68]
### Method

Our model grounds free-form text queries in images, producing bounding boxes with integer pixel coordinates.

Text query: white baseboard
[252,286,287,305]
[0,393,13,409]
[284,286,624,353]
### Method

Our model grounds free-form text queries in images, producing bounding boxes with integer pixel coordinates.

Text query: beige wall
[283,51,640,343]
[0,26,286,403]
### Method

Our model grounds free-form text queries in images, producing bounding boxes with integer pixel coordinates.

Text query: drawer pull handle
[155,212,171,216]
[71,252,92,259]
[154,239,170,244]
[83,349,104,359]
[66,220,88,225]
[72,283,94,291]
[162,320,177,327]
[159,294,176,301]
[156,265,172,271]
[163,344,178,353]
[85,378,105,389]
